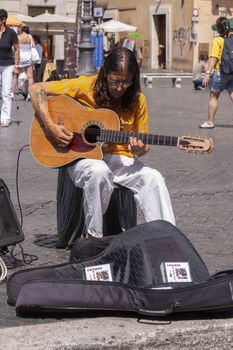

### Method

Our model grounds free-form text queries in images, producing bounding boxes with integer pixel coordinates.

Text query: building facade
[2,0,233,71]
[1,0,77,60]
[100,0,233,71]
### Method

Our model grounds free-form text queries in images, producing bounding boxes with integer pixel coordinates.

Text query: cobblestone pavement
[0,79,233,348]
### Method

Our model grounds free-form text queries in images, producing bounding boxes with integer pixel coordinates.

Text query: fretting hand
[128,137,149,159]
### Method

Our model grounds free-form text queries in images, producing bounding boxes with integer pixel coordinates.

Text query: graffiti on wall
[173,27,190,56]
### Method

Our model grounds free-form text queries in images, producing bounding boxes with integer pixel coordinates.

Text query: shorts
[210,71,233,94]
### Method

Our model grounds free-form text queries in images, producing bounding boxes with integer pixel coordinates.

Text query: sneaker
[1,120,11,127]
[197,86,206,91]
[199,121,214,129]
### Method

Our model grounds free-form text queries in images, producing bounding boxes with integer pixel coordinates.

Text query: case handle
[138,305,174,317]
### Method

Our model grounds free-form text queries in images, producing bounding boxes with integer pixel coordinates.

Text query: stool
[56,167,137,248]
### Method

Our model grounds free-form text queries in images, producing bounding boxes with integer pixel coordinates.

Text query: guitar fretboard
[97,130,180,147]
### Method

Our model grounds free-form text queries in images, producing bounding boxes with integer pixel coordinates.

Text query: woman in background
[12,25,34,100]
[0,8,19,127]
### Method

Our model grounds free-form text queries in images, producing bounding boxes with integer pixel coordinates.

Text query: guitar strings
[55,130,179,145]
[74,128,177,140]
[48,107,178,145]
[73,129,179,146]
[52,106,186,141]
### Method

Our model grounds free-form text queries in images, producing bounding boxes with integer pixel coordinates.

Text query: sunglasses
[107,77,132,89]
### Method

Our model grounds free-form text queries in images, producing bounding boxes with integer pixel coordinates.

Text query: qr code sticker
[85,263,113,281]
[175,267,188,279]
[161,262,192,283]
[96,270,110,281]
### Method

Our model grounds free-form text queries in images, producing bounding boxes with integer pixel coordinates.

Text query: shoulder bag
[30,35,41,64]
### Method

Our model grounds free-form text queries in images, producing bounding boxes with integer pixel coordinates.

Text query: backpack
[220,36,233,74]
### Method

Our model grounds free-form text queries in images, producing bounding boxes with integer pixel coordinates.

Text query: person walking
[29,47,175,239]
[12,25,34,100]
[0,9,19,127]
[200,17,233,129]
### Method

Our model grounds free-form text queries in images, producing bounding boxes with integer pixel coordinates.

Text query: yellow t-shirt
[210,36,224,72]
[49,75,149,158]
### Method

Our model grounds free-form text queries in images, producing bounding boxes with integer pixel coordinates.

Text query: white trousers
[0,65,14,123]
[68,154,175,238]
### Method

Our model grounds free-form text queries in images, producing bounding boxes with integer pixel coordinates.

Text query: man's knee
[142,167,165,186]
[87,161,113,184]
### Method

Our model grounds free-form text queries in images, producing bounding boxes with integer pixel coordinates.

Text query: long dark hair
[216,17,230,36]
[0,9,8,24]
[22,26,30,34]
[94,47,141,110]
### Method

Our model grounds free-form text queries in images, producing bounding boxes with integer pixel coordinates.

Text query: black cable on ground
[15,144,30,228]
[11,144,39,268]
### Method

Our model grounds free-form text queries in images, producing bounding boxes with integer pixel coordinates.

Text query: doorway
[150,7,170,70]
[152,14,166,69]
[157,15,166,69]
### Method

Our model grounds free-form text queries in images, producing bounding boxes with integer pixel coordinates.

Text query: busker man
[29,47,175,240]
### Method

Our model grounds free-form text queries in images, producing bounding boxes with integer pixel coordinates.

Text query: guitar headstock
[178,135,214,153]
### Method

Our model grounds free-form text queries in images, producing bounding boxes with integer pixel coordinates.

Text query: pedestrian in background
[12,25,34,101]
[192,54,209,91]
[158,44,166,69]
[0,8,19,127]
[200,17,233,129]
[33,36,43,82]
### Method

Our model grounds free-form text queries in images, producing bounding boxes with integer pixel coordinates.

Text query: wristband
[205,71,210,75]
[14,65,19,68]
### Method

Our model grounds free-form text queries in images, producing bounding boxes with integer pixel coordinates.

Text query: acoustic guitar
[30,95,214,168]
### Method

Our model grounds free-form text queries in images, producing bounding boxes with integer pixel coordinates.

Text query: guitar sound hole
[84,125,101,144]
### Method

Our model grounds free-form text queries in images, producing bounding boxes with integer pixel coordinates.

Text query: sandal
[199,121,214,129]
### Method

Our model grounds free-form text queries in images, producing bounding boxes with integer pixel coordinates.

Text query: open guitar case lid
[6,220,233,317]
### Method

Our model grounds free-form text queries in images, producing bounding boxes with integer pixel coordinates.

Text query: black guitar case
[6,220,233,317]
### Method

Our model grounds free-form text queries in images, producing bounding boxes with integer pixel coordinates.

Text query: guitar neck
[98,129,179,147]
